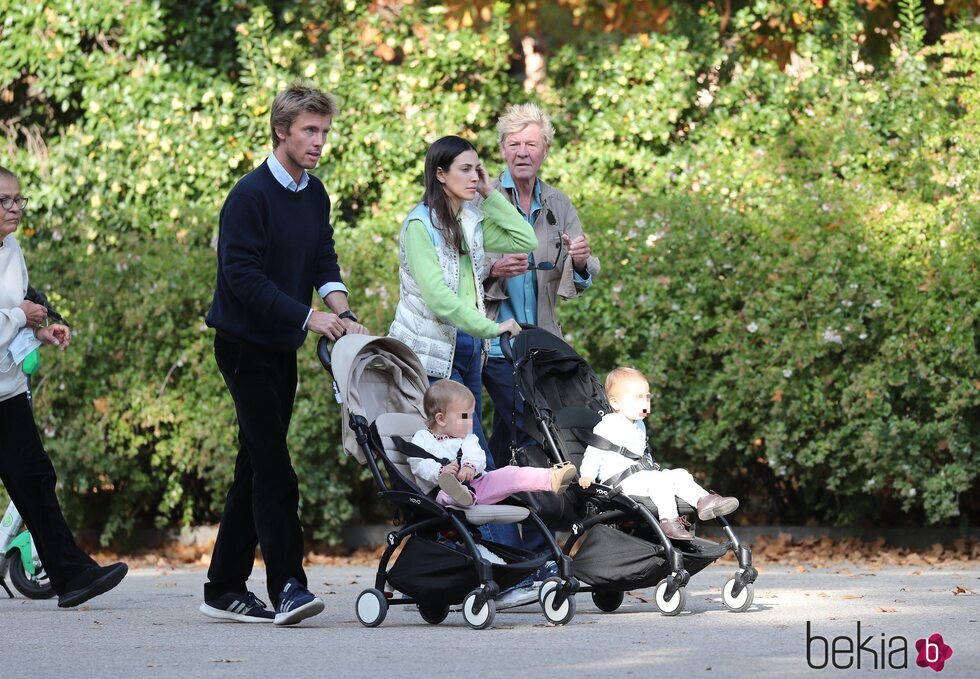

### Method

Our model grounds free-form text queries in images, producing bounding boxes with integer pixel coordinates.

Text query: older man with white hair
[480,104,600,605]
[482,103,600,466]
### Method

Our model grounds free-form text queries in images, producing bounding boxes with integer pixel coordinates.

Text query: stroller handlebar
[498,322,536,364]
[316,337,343,404]
[316,336,333,373]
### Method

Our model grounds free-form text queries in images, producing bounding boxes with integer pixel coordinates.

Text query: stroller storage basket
[572,524,668,590]
[387,535,537,606]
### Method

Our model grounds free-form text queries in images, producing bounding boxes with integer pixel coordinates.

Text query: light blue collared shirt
[266,152,310,192]
[265,154,349,328]
[489,170,591,358]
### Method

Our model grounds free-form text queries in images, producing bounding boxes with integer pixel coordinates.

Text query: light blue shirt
[489,170,591,358]
[265,154,348,328]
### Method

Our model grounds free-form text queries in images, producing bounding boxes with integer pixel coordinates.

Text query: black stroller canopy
[511,328,610,420]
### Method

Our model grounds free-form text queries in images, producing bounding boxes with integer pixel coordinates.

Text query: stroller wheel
[591,589,624,613]
[539,577,576,625]
[722,577,755,612]
[462,589,495,630]
[418,604,450,624]
[355,588,388,627]
[654,579,687,616]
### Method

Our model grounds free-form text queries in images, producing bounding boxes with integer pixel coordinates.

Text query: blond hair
[270,81,339,149]
[605,367,648,399]
[423,379,475,429]
[496,103,555,150]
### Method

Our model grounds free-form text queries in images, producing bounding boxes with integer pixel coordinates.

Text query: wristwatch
[338,310,358,323]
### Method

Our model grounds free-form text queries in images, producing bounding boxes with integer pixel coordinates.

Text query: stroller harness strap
[572,428,660,490]
[391,436,462,468]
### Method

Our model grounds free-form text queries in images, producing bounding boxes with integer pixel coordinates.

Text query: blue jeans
[482,356,550,556]
[483,356,537,469]
[431,331,520,548]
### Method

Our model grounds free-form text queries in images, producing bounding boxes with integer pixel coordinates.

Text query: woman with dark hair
[0,165,127,608]
[389,135,537,457]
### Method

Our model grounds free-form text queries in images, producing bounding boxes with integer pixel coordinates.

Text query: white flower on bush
[822,327,843,344]
[907,487,917,498]
[645,231,665,247]
[872,299,882,308]
[783,369,793,378]
[747,322,758,333]
[859,332,868,340]
[693,314,702,321]
[840,299,853,307]
[614,327,626,339]
[612,283,623,294]
[635,217,647,228]
[864,478,876,489]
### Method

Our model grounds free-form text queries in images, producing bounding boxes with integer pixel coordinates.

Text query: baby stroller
[318,334,579,630]
[501,328,758,615]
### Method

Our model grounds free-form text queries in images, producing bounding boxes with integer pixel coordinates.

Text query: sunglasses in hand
[528,209,563,271]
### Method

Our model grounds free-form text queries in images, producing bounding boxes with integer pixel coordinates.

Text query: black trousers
[204,334,307,606]
[0,393,96,594]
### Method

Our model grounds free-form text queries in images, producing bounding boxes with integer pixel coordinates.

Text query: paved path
[6,562,977,678]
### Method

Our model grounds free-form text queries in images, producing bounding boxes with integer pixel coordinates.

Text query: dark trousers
[482,356,551,556]
[483,356,537,470]
[205,335,306,606]
[0,393,96,594]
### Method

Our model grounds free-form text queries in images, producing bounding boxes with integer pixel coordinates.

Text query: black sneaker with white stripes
[200,591,275,623]
[274,578,325,626]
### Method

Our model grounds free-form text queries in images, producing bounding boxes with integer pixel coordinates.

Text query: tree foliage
[0,1,977,542]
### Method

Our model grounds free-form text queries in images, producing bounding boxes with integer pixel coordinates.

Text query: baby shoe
[438,473,475,507]
[696,493,739,521]
[549,463,576,493]
[660,517,695,541]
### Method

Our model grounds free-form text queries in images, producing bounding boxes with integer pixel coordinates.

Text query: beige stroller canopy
[329,334,429,464]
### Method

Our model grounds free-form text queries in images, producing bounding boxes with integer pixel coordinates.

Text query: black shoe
[200,591,275,623]
[274,578,324,626]
[58,562,128,608]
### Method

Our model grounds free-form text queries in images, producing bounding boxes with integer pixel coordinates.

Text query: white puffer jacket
[389,202,490,379]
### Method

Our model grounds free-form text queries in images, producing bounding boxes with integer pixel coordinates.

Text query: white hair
[496,103,556,150]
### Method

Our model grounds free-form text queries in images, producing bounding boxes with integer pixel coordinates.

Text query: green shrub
[2,2,976,540]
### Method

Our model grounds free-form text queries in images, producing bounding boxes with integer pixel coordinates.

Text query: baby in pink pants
[410,379,575,507]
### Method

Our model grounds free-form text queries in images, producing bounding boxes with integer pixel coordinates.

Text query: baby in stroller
[411,379,576,508]
[577,367,739,540]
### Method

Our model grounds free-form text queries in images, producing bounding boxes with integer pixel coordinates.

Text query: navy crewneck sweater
[206,162,343,351]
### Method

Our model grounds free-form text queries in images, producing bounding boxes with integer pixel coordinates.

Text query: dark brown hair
[423,135,476,253]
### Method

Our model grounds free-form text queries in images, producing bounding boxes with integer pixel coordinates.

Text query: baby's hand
[578,477,593,489]
[441,462,460,476]
[457,465,476,483]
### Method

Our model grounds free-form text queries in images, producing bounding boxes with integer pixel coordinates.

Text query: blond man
[203,82,367,626]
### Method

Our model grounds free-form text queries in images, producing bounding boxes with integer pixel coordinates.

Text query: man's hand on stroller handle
[308,311,370,340]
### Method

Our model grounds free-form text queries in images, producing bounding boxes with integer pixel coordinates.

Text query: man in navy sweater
[202,83,367,626]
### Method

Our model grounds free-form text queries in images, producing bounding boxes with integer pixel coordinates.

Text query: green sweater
[404,190,537,338]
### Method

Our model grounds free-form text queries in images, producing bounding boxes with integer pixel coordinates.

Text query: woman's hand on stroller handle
[498,322,537,363]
